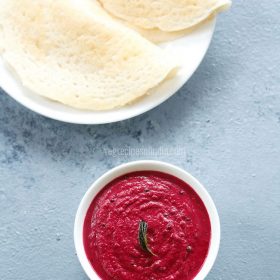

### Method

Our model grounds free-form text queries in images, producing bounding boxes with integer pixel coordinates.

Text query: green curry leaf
[138,220,156,256]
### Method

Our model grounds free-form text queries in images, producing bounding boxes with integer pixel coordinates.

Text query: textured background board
[0,1,279,279]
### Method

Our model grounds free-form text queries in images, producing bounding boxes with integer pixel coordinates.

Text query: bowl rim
[74,160,220,280]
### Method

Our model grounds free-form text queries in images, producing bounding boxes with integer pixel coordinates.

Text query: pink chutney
[83,171,211,280]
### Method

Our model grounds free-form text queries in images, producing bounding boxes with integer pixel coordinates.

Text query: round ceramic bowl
[74,160,220,280]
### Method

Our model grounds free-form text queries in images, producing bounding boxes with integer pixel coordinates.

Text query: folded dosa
[0,0,176,110]
[98,0,231,32]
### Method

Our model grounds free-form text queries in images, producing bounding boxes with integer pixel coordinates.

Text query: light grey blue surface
[0,1,280,279]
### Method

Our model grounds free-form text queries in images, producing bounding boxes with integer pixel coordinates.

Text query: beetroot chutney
[83,171,211,280]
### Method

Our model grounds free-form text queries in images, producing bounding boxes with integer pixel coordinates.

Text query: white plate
[0,19,215,124]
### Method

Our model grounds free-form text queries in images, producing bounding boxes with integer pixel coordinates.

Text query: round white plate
[0,19,215,124]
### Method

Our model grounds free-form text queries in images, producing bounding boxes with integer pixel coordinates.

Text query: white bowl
[74,160,220,280]
[0,19,215,124]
